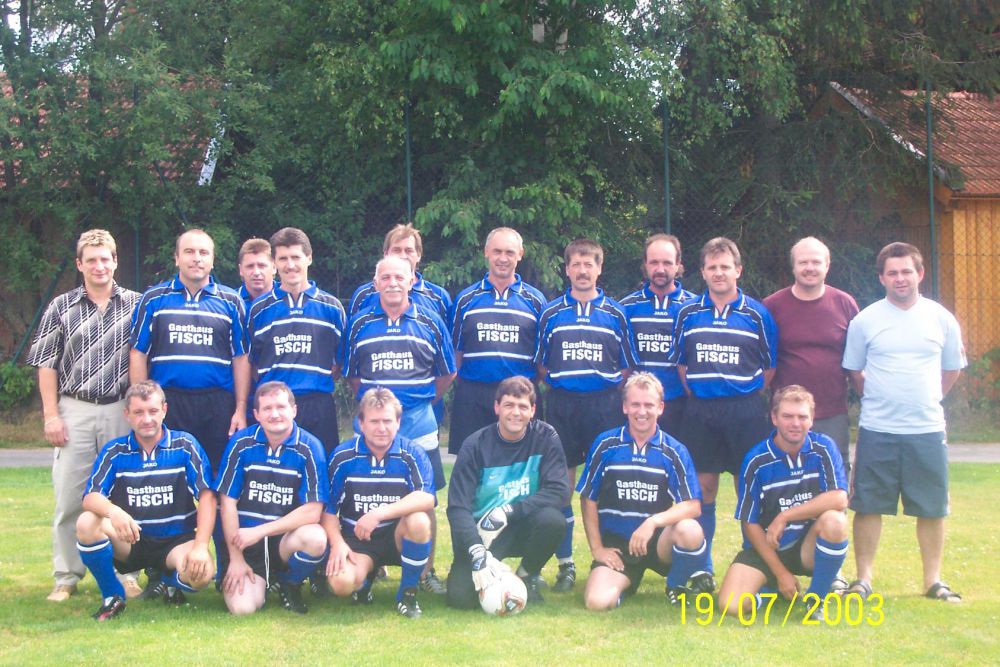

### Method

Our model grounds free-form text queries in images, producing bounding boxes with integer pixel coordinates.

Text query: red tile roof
[831,83,1000,197]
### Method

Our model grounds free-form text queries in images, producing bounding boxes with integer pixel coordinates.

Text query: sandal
[846,579,873,599]
[925,581,962,603]
[831,574,850,596]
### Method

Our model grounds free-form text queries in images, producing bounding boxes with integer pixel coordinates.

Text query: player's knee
[402,511,431,541]
[672,518,704,550]
[182,563,216,591]
[225,593,263,616]
[295,524,328,556]
[583,587,620,611]
[533,505,566,535]
[328,569,357,597]
[818,510,848,541]
[75,511,103,541]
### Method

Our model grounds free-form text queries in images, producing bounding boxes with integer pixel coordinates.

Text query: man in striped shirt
[27,229,141,603]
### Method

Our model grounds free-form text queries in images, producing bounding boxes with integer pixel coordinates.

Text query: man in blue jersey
[248,227,346,453]
[620,234,694,439]
[75,381,216,621]
[718,385,848,619]
[237,238,276,307]
[669,236,778,592]
[217,381,329,615]
[130,228,250,471]
[446,376,568,609]
[348,223,452,321]
[449,227,546,455]
[344,255,456,593]
[536,238,638,592]
[323,388,435,618]
[578,373,707,610]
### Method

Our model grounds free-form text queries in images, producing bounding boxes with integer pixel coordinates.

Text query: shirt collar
[371,299,418,321]
[274,280,318,301]
[354,433,404,457]
[563,287,605,307]
[253,422,301,455]
[169,274,220,297]
[126,426,172,459]
[641,280,686,307]
[698,287,745,311]
[481,272,524,296]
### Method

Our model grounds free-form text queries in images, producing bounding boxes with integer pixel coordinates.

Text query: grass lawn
[1,464,998,666]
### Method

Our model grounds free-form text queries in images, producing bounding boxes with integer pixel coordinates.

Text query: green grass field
[2,464,999,666]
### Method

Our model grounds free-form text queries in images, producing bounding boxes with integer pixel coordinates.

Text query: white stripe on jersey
[343,476,409,485]
[685,326,760,340]
[604,463,671,478]
[150,355,232,366]
[354,334,435,353]
[547,368,622,380]
[138,510,197,525]
[239,510,283,522]
[116,466,186,478]
[598,508,652,519]
[685,368,763,382]
[630,316,674,324]
[244,464,303,479]
[359,377,435,387]
[761,473,820,491]
[153,309,233,324]
[465,307,537,321]
[640,361,677,368]
[258,362,334,376]
[461,351,534,361]
[254,316,341,338]
[550,324,623,343]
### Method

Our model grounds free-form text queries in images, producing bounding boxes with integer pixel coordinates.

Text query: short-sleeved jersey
[349,271,452,322]
[247,281,347,395]
[215,423,328,528]
[669,289,778,398]
[342,301,456,409]
[578,426,701,540]
[735,431,847,550]
[130,276,247,391]
[843,296,966,434]
[619,281,695,401]
[85,427,212,538]
[450,273,546,383]
[535,289,638,393]
[325,434,434,532]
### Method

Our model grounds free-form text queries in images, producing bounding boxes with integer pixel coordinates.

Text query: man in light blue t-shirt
[842,242,966,603]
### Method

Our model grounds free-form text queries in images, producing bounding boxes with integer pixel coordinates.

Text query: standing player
[669,237,778,591]
[247,227,346,452]
[446,376,568,609]
[129,228,250,471]
[843,242,966,602]
[343,255,456,593]
[323,389,435,618]
[718,385,849,618]
[27,229,141,602]
[216,381,329,615]
[578,373,707,610]
[237,238,277,307]
[619,234,694,438]
[75,381,216,621]
[764,237,859,471]
[449,227,546,455]
[348,223,451,321]
[535,238,638,592]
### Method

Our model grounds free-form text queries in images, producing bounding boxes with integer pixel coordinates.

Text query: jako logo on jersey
[142,461,157,469]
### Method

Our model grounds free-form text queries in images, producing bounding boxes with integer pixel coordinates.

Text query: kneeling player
[217,381,329,615]
[76,381,215,621]
[718,385,848,618]
[579,372,707,610]
[323,388,435,618]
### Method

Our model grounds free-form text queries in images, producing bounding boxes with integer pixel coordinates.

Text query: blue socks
[667,539,708,588]
[695,502,716,574]
[556,505,574,562]
[283,548,328,585]
[78,540,125,600]
[162,569,198,593]
[399,538,432,601]
[807,537,849,597]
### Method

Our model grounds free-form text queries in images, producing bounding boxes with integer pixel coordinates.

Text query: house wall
[944,198,1000,358]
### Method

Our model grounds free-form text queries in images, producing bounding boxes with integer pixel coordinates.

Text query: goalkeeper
[446,376,569,609]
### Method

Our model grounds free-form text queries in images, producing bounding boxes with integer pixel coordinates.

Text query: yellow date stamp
[677,591,885,626]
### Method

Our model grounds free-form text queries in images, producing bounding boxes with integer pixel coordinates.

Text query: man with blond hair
[27,229,141,602]
[237,237,276,307]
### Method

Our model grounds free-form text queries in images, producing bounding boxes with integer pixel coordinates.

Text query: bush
[0,363,36,413]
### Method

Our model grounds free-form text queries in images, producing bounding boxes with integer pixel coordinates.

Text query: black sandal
[925,581,962,603]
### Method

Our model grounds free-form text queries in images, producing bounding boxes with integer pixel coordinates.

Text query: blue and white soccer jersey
[536,289,638,394]
[215,423,329,529]
[342,301,456,440]
[450,274,546,383]
[326,434,435,537]
[85,428,213,538]
[619,281,694,401]
[578,427,701,541]
[130,276,247,391]
[247,282,346,395]
[668,289,777,398]
[349,272,452,322]
[735,431,847,550]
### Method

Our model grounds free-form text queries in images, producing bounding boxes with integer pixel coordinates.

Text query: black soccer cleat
[93,595,126,622]
[352,577,374,605]
[138,579,166,601]
[689,571,716,595]
[553,562,576,592]
[666,585,693,606]
[275,580,308,614]
[521,574,546,606]
[396,588,422,619]
[163,585,187,606]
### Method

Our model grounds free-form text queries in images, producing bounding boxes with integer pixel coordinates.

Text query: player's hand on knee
[594,546,624,572]
[628,520,655,557]
[476,504,512,549]
[777,570,799,600]
[224,559,255,596]
[109,507,141,544]
[326,544,355,577]
[183,543,212,582]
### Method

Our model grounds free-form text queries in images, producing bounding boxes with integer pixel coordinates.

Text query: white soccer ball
[478,570,527,617]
